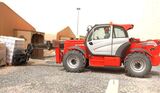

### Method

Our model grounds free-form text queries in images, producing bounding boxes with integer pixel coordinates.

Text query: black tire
[63,50,86,72]
[12,49,27,66]
[124,52,152,77]
[85,59,89,68]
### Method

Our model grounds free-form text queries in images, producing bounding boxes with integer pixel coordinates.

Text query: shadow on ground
[88,67,125,74]
[23,61,62,67]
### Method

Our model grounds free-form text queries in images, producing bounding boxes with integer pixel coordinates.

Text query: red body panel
[89,56,121,67]
[55,47,62,64]
[63,40,89,58]
[151,55,160,66]
[127,39,160,66]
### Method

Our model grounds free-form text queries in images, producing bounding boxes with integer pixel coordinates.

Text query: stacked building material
[0,36,25,65]
[0,42,6,66]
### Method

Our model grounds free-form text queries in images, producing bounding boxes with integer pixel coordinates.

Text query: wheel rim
[130,58,146,72]
[67,55,80,69]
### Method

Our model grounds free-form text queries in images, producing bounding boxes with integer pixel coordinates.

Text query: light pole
[76,8,80,37]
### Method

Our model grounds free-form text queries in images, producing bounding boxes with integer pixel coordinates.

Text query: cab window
[89,26,111,41]
[113,27,128,38]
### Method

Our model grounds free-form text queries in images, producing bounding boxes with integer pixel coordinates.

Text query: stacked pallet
[0,42,6,66]
[0,36,25,65]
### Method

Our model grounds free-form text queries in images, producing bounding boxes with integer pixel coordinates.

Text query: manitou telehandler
[14,23,160,77]
[55,23,160,77]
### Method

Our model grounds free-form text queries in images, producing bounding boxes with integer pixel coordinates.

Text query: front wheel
[124,52,152,77]
[63,50,86,72]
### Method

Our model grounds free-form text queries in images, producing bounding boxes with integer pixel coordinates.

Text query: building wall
[0,2,35,36]
[0,2,45,59]
[56,26,76,40]
[15,30,32,48]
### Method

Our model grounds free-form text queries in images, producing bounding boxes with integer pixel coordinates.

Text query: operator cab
[86,24,130,57]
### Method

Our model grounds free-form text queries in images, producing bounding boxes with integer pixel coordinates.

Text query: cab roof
[114,24,134,31]
[94,24,134,31]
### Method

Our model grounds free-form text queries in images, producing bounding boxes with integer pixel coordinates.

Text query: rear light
[157,41,160,45]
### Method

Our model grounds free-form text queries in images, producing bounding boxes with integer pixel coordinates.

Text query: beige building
[45,26,76,41]
[0,2,44,58]
[56,26,76,40]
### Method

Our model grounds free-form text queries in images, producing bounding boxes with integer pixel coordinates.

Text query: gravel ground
[0,57,160,93]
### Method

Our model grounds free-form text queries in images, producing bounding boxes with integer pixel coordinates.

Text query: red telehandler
[14,23,160,77]
[55,23,160,77]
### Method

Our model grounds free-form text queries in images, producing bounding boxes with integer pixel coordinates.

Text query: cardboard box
[0,36,25,64]
[0,42,6,66]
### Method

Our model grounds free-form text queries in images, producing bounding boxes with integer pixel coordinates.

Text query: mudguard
[68,46,85,55]
[115,42,130,58]
[130,48,152,56]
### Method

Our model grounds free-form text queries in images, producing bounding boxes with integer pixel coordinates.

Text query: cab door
[112,26,130,56]
[86,25,113,55]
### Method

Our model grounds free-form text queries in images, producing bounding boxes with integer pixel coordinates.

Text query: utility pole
[76,8,80,38]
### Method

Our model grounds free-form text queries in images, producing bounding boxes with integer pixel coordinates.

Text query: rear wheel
[124,52,152,77]
[63,50,86,72]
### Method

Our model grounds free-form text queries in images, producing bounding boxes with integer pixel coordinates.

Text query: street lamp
[76,8,81,37]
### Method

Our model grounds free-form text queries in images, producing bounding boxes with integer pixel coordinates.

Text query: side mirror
[87,25,92,32]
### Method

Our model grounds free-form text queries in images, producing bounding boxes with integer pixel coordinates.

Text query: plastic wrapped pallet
[0,42,6,66]
[0,36,25,65]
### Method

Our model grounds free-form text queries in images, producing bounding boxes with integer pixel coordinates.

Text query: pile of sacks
[0,36,25,66]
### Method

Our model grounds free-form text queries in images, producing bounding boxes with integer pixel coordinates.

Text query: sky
[1,0,160,40]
